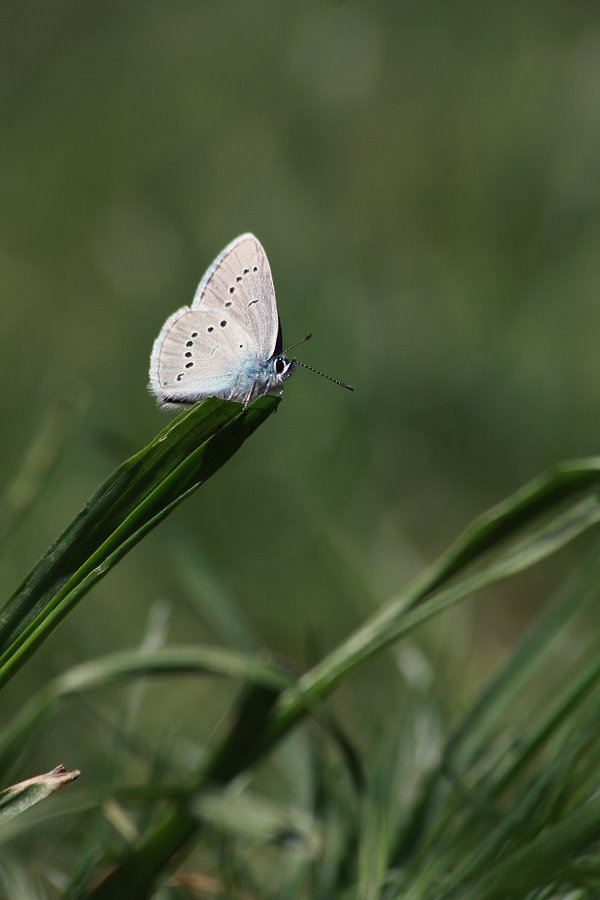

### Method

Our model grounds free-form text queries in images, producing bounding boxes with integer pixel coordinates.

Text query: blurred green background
[1,0,599,784]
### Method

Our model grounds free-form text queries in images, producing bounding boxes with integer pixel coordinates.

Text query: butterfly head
[272,355,296,385]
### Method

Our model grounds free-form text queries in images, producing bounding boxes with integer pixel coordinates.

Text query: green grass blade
[491,646,600,797]
[0,396,279,688]
[403,457,600,603]
[89,680,284,899]
[357,790,393,900]
[420,713,600,899]
[445,551,600,770]
[479,797,600,899]
[391,550,600,867]
[273,462,600,728]
[0,646,291,781]
[85,457,600,897]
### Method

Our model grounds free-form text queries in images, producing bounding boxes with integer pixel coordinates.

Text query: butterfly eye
[274,358,285,375]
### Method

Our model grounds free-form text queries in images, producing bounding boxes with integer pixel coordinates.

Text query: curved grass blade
[87,457,600,897]
[273,460,600,727]
[0,646,291,784]
[0,396,279,688]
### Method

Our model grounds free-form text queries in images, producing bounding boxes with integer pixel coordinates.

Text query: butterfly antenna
[284,333,313,353]
[293,359,354,391]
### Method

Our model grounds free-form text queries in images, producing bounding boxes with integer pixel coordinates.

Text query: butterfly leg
[242,376,260,410]
[226,372,244,404]
[242,387,253,410]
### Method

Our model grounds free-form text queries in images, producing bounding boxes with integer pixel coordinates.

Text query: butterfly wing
[149,234,281,405]
[192,233,280,358]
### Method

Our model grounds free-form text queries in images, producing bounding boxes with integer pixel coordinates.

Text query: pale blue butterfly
[149,233,353,408]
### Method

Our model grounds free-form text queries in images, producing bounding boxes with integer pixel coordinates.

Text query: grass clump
[0,400,598,898]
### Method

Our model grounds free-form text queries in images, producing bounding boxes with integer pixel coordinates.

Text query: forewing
[192,233,280,360]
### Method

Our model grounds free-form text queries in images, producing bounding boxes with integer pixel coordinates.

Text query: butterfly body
[149,233,295,407]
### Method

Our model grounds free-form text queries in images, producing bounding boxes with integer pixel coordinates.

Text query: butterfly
[149,233,352,408]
